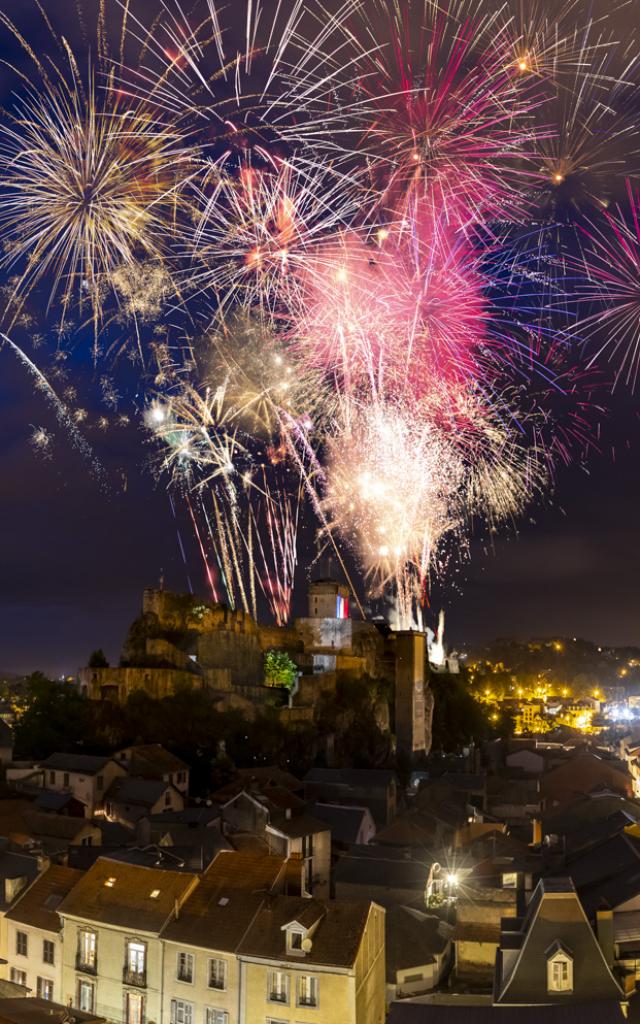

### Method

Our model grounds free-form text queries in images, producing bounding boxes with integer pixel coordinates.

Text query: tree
[88,649,109,668]
[263,650,298,690]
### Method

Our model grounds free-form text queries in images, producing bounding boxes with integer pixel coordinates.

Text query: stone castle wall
[79,666,202,702]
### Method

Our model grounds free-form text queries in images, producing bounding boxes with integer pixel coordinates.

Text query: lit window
[78,929,97,970]
[298,975,318,1007]
[547,951,573,993]
[77,980,95,1013]
[37,978,54,1001]
[10,968,26,987]
[127,941,146,977]
[126,992,144,1024]
[105,877,116,888]
[150,890,160,899]
[268,971,289,1004]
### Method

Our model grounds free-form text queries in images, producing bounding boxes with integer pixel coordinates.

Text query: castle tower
[308,579,350,620]
[395,630,427,759]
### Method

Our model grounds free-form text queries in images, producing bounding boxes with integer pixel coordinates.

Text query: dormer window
[547,947,573,994]
[288,929,304,954]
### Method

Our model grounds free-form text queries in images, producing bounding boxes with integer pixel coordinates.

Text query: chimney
[531,818,542,845]
[596,907,615,967]
[395,631,428,760]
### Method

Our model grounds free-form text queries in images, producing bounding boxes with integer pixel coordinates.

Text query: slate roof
[562,831,640,913]
[5,865,82,932]
[237,896,372,968]
[304,768,396,788]
[58,856,197,932]
[385,906,450,980]
[334,846,426,891]
[161,850,285,951]
[106,777,174,808]
[495,878,622,1005]
[0,850,40,912]
[267,812,330,840]
[38,754,113,776]
[309,803,373,845]
[115,745,188,777]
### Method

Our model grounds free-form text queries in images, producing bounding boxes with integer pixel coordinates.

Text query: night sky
[1,0,639,677]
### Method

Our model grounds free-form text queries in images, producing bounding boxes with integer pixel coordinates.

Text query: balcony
[75,955,97,976]
[123,967,147,988]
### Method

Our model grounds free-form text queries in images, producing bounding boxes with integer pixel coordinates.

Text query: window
[298,975,318,1008]
[43,939,55,965]
[63,773,70,788]
[177,952,194,983]
[502,872,518,889]
[77,980,95,1014]
[125,991,144,1024]
[170,999,193,1024]
[16,931,27,957]
[10,968,26,987]
[268,971,289,1004]
[403,972,424,983]
[78,929,97,969]
[49,771,55,785]
[150,890,160,900]
[288,929,304,954]
[127,941,146,976]
[208,958,226,991]
[37,978,54,1001]
[204,1010,227,1024]
[547,952,573,994]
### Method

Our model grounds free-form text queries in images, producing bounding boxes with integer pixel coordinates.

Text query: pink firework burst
[291,209,489,402]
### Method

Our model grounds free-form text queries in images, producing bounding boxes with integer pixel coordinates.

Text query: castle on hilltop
[79,579,436,759]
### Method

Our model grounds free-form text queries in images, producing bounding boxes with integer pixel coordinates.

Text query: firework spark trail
[1,332,106,483]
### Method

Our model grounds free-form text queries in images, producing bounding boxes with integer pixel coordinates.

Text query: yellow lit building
[238,896,385,1024]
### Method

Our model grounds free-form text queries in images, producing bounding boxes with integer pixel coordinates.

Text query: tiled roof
[5,865,83,932]
[238,896,372,968]
[161,850,285,951]
[0,997,104,1024]
[58,856,197,932]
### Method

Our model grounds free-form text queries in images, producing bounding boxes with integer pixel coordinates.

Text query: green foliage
[13,677,317,796]
[88,649,109,668]
[14,674,91,760]
[263,649,297,690]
